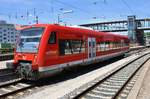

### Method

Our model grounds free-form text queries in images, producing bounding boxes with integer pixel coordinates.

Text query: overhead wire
[121,0,134,14]
[53,0,98,17]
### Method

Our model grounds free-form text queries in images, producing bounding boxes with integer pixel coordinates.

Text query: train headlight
[33,55,37,64]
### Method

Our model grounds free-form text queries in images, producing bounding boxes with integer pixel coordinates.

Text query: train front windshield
[16,27,45,53]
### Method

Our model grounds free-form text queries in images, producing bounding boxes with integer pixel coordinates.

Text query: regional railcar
[7,24,129,80]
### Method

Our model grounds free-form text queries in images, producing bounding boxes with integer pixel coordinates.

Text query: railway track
[0,69,15,78]
[125,47,149,57]
[0,69,35,98]
[0,79,34,98]
[0,69,13,75]
[0,69,19,83]
[61,52,150,99]
[0,53,14,61]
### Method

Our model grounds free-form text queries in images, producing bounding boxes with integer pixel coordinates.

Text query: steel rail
[73,53,150,99]
[0,53,14,61]
[0,79,34,98]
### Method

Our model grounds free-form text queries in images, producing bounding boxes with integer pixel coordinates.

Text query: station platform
[130,46,146,51]
[127,59,150,99]
[0,60,13,69]
[137,60,150,99]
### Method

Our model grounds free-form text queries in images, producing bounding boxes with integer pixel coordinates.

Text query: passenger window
[89,42,91,47]
[93,41,95,47]
[48,32,56,44]
[59,39,85,56]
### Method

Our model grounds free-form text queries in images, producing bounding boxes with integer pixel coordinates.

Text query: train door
[88,37,96,60]
[45,31,58,66]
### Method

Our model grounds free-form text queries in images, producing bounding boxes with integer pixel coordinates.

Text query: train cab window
[48,32,56,44]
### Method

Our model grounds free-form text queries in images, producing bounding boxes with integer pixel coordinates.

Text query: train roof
[20,24,129,41]
[48,24,128,39]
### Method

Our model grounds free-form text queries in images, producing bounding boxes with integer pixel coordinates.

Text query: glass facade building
[0,20,20,44]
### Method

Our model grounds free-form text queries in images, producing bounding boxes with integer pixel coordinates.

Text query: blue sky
[0,0,150,25]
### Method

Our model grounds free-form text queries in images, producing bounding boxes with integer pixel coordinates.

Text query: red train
[7,24,130,80]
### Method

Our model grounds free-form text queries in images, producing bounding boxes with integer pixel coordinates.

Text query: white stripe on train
[39,51,127,72]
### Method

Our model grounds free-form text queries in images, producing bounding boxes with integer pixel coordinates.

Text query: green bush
[0,43,14,54]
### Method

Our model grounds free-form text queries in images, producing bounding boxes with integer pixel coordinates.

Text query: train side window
[100,42,105,51]
[89,42,91,47]
[105,42,109,50]
[59,39,85,56]
[48,32,56,44]
[93,41,95,47]
[59,40,66,55]
[71,40,85,53]
[96,42,100,51]
[59,40,72,55]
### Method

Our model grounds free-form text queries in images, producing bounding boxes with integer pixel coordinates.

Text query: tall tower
[127,16,145,45]
[127,15,137,44]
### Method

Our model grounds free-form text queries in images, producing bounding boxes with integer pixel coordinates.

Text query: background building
[145,32,150,46]
[0,20,20,45]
